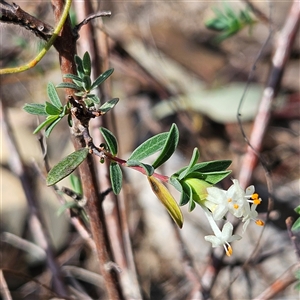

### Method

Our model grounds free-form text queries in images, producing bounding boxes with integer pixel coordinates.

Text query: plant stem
[51,0,123,298]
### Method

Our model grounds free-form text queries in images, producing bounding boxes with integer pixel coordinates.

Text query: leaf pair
[23,83,68,137]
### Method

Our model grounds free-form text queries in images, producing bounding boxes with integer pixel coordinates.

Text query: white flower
[206,186,228,220]
[203,208,241,256]
[242,202,265,233]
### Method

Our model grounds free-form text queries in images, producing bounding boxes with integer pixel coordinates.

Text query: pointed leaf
[56,82,81,90]
[75,54,84,78]
[47,148,89,186]
[47,82,62,108]
[178,148,200,180]
[99,127,118,155]
[126,160,154,176]
[147,175,183,228]
[82,75,92,91]
[64,73,83,82]
[45,116,62,137]
[23,103,47,116]
[33,115,58,134]
[190,160,232,173]
[45,101,61,115]
[99,98,119,114]
[152,123,179,169]
[128,132,169,162]
[87,94,100,104]
[82,51,91,76]
[91,68,114,90]
[110,162,122,194]
[70,174,83,195]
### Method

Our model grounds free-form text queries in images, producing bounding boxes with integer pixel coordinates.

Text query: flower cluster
[185,178,264,256]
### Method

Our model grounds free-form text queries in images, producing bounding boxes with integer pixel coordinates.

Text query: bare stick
[253,263,300,300]
[0,100,68,297]
[238,0,300,189]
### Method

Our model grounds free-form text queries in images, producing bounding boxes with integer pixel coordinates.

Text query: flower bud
[183,178,212,204]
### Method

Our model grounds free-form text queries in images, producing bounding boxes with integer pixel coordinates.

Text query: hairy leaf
[91,68,114,90]
[82,51,91,76]
[178,148,200,180]
[47,82,62,109]
[99,127,118,155]
[152,123,179,169]
[99,98,119,114]
[126,160,154,176]
[45,116,62,137]
[110,162,122,194]
[56,82,81,90]
[47,148,89,186]
[23,103,47,116]
[33,115,58,134]
[128,132,169,162]
[45,101,61,115]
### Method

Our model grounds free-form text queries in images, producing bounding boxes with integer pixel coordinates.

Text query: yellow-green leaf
[147,175,183,228]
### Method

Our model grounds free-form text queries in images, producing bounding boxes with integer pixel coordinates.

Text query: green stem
[0,0,72,74]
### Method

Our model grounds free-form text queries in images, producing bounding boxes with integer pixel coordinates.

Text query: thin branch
[0,270,12,300]
[73,11,111,34]
[0,0,72,74]
[0,100,69,297]
[238,0,300,189]
[0,0,53,40]
[253,263,300,300]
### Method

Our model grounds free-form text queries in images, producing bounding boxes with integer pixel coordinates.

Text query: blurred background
[1,1,299,299]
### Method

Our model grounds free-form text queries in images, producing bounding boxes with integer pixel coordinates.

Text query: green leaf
[126,160,154,176]
[99,98,119,114]
[82,75,92,91]
[152,123,179,169]
[82,51,91,76]
[45,101,62,115]
[45,116,62,137]
[99,127,118,155]
[47,82,62,109]
[292,217,300,231]
[190,160,232,173]
[56,82,81,90]
[294,205,300,214]
[47,148,89,186]
[178,148,200,180]
[169,176,182,192]
[91,68,114,90]
[75,54,84,78]
[70,174,83,195]
[128,132,169,162]
[23,103,47,116]
[33,115,59,134]
[110,162,122,194]
[186,170,232,185]
[64,73,83,82]
[87,94,100,104]
[175,160,232,178]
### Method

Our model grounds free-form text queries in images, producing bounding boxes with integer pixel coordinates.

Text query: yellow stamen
[253,199,261,205]
[233,204,239,209]
[225,244,233,256]
[227,198,232,203]
[255,220,264,226]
